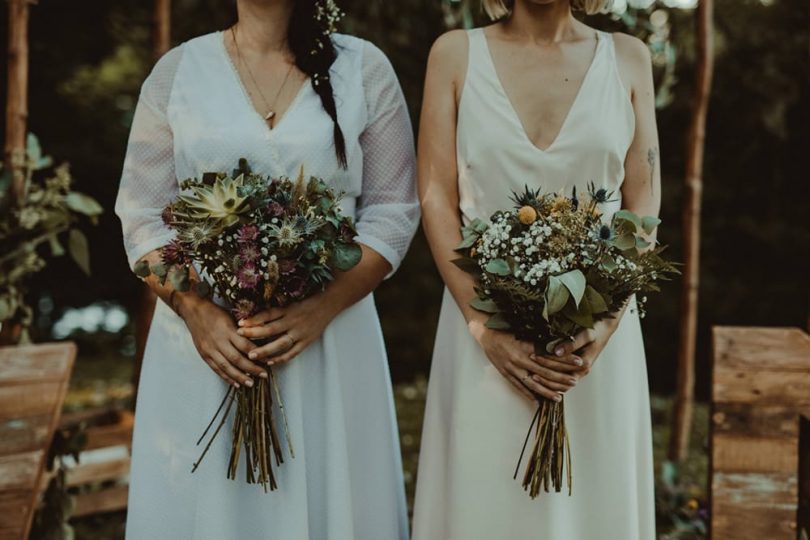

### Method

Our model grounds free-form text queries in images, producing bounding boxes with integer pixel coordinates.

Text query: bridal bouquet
[452,184,678,498]
[135,159,362,490]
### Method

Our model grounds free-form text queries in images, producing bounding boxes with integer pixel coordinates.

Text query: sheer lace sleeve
[115,46,183,270]
[356,41,420,276]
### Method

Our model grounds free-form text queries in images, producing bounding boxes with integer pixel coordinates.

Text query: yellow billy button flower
[518,205,538,225]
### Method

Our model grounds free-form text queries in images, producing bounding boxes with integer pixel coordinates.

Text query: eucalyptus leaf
[636,237,652,249]
[133,260,152,278]
[68,229,91,275]
[544,276,570,319]
[48,235,65,257]
[484,312,511,330]
[558,269,586,307]
[331,242,362,272]
[613,209,642,229]
[485,258,511,276]
[601,255,618,272]
[470,296,499,313]
[65,192,103,217]
[613,233,636,251]
[170,267,190,292]
[150,262,168,279]
[641,216,661,235]
[563,302,595,328]
[584,285,609,313]
[455,233,478,251]
[451,257,480,274]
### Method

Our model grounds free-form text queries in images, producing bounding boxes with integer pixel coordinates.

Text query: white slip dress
[412,28,656,540]
[115,31,419,540]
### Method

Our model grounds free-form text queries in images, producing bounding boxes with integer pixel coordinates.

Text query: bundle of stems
[192,366,294,491]
[513,343,572,498]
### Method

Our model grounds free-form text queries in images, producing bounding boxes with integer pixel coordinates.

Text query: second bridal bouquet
[452,184,678,499]
[135,159,362,490]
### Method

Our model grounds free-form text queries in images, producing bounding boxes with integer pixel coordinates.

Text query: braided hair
[288,0,347,168]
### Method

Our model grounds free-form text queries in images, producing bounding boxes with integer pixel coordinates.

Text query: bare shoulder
[612,32,652,69]
[428,29,469,71]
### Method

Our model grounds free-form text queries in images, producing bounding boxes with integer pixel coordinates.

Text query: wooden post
[133,0,171,401]
[153,0,171,60]
[4,0,33,202]
[668,0,715,463]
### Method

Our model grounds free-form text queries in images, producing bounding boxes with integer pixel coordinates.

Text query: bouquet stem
[192,365,293,492]
[514,352,572,497]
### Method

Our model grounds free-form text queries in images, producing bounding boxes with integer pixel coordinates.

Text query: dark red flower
[162,239,189,265]
[236,264,260,289]
[277,259,298,275]
[237,224,259,244]
[267,201,285,218]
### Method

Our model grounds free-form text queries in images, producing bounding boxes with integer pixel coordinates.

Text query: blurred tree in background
[0,0,807,396]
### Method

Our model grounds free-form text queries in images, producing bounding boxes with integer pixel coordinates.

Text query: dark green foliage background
[1,0,808,397]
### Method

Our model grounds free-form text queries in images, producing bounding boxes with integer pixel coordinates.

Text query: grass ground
[61,351,709,539]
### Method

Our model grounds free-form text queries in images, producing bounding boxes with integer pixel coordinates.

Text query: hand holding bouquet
[452,184,678,499]
[135,160,362,490]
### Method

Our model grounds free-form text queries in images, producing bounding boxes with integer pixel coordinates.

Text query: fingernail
[259,372,268,379]
[574,357,583,366]
[569,379,577,385]
[248,352,257,360]
[238,320,245,326]
[267,360,275,366]
[237,329,244,336]
[530,354,537,360]
[555,394,563,402]
[233,383,240,389]
[244,379,254,388]
[555,347,564,357]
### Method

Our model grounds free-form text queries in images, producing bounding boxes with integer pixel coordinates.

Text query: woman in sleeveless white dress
[114,2,418,538]
[413,1,661,538]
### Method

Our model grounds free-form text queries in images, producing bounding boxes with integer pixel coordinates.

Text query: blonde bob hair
[483,0,612,19]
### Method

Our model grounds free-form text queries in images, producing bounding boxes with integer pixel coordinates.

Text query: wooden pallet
[0,342,76,540]
[711,326,810,539]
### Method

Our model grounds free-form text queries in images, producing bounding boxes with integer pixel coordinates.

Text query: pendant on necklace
[265,111,276,121]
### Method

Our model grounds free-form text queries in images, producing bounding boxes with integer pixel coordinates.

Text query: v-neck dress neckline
[215,31,310,139]
[478,28,604,154]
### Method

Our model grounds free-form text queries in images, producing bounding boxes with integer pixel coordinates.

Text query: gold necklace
[231,26,295,128]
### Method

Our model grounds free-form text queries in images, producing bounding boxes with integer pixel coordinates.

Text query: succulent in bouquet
[135,159,362,490]
[452,183,679,499]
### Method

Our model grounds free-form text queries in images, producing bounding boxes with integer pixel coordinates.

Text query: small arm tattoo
[647,147,658,196]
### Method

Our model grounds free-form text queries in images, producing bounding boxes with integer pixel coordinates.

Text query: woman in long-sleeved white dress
[114,1,418,538]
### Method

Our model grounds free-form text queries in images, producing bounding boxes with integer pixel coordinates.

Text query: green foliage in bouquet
[453,183,679,499]
[0,135,102,342]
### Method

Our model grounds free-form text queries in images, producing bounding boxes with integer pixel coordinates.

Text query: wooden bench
[711,326,810,539]
[0,342,76,540]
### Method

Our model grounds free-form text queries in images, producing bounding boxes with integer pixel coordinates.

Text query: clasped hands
[471,317,620,402]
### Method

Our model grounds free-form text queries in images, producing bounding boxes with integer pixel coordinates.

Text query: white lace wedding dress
[115,31,418,540]
[412,28,656,539]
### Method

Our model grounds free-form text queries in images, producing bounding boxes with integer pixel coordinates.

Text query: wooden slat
[66,457,131,487]
[72,485,129,517]
[0,343,76,384]
[0,452,41,491]
[0,383,63,418]
[0,413,52,455]
[0,492,30,531]
[713,327,810,371]
[712,402,801,439]
[84,411,134,451]
[714,367,810,405]
[712,472,798,539]
[713,433,797,473]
